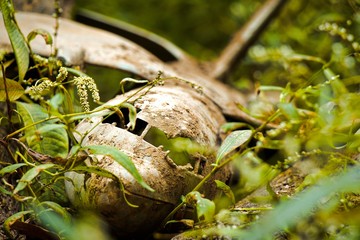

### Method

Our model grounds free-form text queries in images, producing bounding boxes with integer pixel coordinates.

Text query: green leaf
[278,102,300,121]
[72,165,120,181]
[216,130,252,164]
[0,163,26,175]
[37,201,71,224]
[16,102,69,158]
[215,180,235,205]
[14,163,55,194]
[85,145,154,192]
[186,191,215,222]
[215,165,360,239]
[0,77,25,101]
[0,0,30,81]
[220,122,250,133]
[0,185,12,195]
[3,210,33,237]
[121,103,137,131]
[71,165,139,208]
[27,29,53,45]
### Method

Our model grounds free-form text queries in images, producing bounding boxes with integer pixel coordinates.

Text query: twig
[211,0,288,81]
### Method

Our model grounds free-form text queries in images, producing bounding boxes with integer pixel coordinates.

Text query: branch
[211,0,288,81]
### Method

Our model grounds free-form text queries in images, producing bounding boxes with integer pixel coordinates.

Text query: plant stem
[1,63,13,130]
[211,0,288,81]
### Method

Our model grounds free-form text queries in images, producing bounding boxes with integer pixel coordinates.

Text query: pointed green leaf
[0,185,12,195]
[72,165,139,208]
[14,163,55,194]
[37,201,71,224]
[216,130,252,164]
[215,180,235,204]
[0,0,30,81]
[220,122,249,133]
[0,77,25,101]
[16,102,69,158]
[0,163,26,175]
[3,210,33,237]
[85,145,154,192]
[72,165,120,181]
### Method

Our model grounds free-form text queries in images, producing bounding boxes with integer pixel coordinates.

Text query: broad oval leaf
[216,129,252,164]
[85,145,154,192]
[14,163,55,194]
[0,1,30,81]
[16,102,69,158]
[0,77,25,101]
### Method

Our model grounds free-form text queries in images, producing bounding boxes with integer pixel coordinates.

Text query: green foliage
[0,78,24,101]
[184,191,216,222]
[16,102,69,158]
[216,129,252,164]
[0,1,158,238]
[0,0,29,80]
[85,145,154,192]
[2,0,360,239]
[13,163,56,194]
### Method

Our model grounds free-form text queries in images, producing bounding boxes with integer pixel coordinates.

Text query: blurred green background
[73,0,360,89]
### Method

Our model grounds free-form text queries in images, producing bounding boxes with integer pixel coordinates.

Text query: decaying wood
[65,82,231,238]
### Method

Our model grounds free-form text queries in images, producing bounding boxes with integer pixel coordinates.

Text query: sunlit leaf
[0,0,30,81]
[14,163,55,194]
[215,180,235,205]
[85,145,154,192]
[216,130,252,164]
[0,163,26,175]
[186,191,215,222]
[0,77,24,101]
[16,102,69,158]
